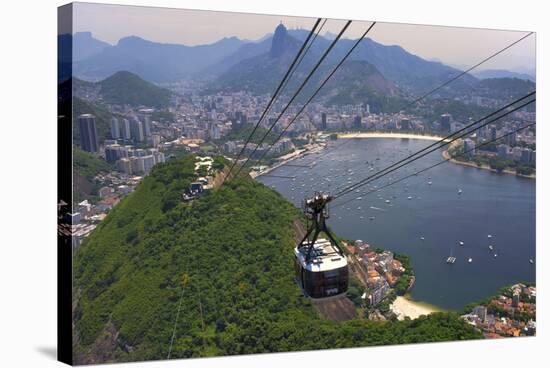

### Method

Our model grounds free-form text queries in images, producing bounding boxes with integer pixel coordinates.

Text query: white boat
[468,258,473,263]
[357,207,361,210]
[458,189,463,194]
[494,253,498,258]
[428,181,432,185]
[529,259,534,264]
[407,196,412,200]
[446,256,456,264]
[369,216,375,220]
[420,236,425,240]
[489,245,494,250]
[356,197,362,200]
[385,199,391,204]
[459,241,464,246]
[488,234,493,239]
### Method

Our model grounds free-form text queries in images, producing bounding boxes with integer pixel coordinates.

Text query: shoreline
[337,131,451,142]
[390,295,443,321]
[251,143,325,178]
[441,149,536,180]
[338,131,535,180]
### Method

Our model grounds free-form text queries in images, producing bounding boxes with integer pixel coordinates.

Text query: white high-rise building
[130,156,145,174]
[121,118,131,140]
[143,155,155,173]
[117,158,132,174]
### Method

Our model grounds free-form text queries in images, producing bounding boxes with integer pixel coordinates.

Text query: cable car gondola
[294,193,348,298]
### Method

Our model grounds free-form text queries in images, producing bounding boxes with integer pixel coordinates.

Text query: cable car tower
[294,193,348,298]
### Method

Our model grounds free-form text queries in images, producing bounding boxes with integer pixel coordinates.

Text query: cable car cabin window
[323,269,340,279]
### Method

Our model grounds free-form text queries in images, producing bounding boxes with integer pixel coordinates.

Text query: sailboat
[468,258,473,263]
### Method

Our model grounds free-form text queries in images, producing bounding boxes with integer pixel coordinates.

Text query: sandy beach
[390,296,441,320]
[337,131,450,142]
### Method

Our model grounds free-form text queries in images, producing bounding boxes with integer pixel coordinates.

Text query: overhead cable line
[229,20,355,180]
[253,19,329,134]
[290,31,535,171]
[233,22,376,178]
[333,117,536,209]
[403,32,534,110]
[333,92,535,200]
[222,18,322,184]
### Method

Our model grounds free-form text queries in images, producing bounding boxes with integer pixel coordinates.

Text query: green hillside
[99,71,173,107]
[73,147,114,204]
[73,156,482,364]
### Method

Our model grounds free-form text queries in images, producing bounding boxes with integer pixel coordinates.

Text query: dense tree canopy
[73,156,482,364]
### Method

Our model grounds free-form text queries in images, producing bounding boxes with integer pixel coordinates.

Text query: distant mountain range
[68,28,473,94]
[209,24,466,107]
[73,32,245,82]
[64,27,535,106]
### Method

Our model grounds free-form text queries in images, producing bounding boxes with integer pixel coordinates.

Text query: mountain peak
[117,36,149,47]
[270,23,289,57]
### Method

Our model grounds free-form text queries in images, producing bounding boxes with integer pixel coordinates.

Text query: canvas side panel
[58,3,73,366]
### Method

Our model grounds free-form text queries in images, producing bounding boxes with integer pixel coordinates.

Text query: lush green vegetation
[394,253,414,296]
[73,147,114,180]
[73,156,482,364]
[73,147,114,204]
[99,71,173,108]
[347,276,365,307]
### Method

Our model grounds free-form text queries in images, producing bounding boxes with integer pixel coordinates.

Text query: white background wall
[0,0,546,367]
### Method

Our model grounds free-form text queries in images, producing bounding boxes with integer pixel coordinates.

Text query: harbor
[258,137,536,310]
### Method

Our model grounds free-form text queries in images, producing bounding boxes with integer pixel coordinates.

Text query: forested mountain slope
[73,156,482,364]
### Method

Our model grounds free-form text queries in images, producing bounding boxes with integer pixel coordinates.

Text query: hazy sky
[73,2,535,73]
